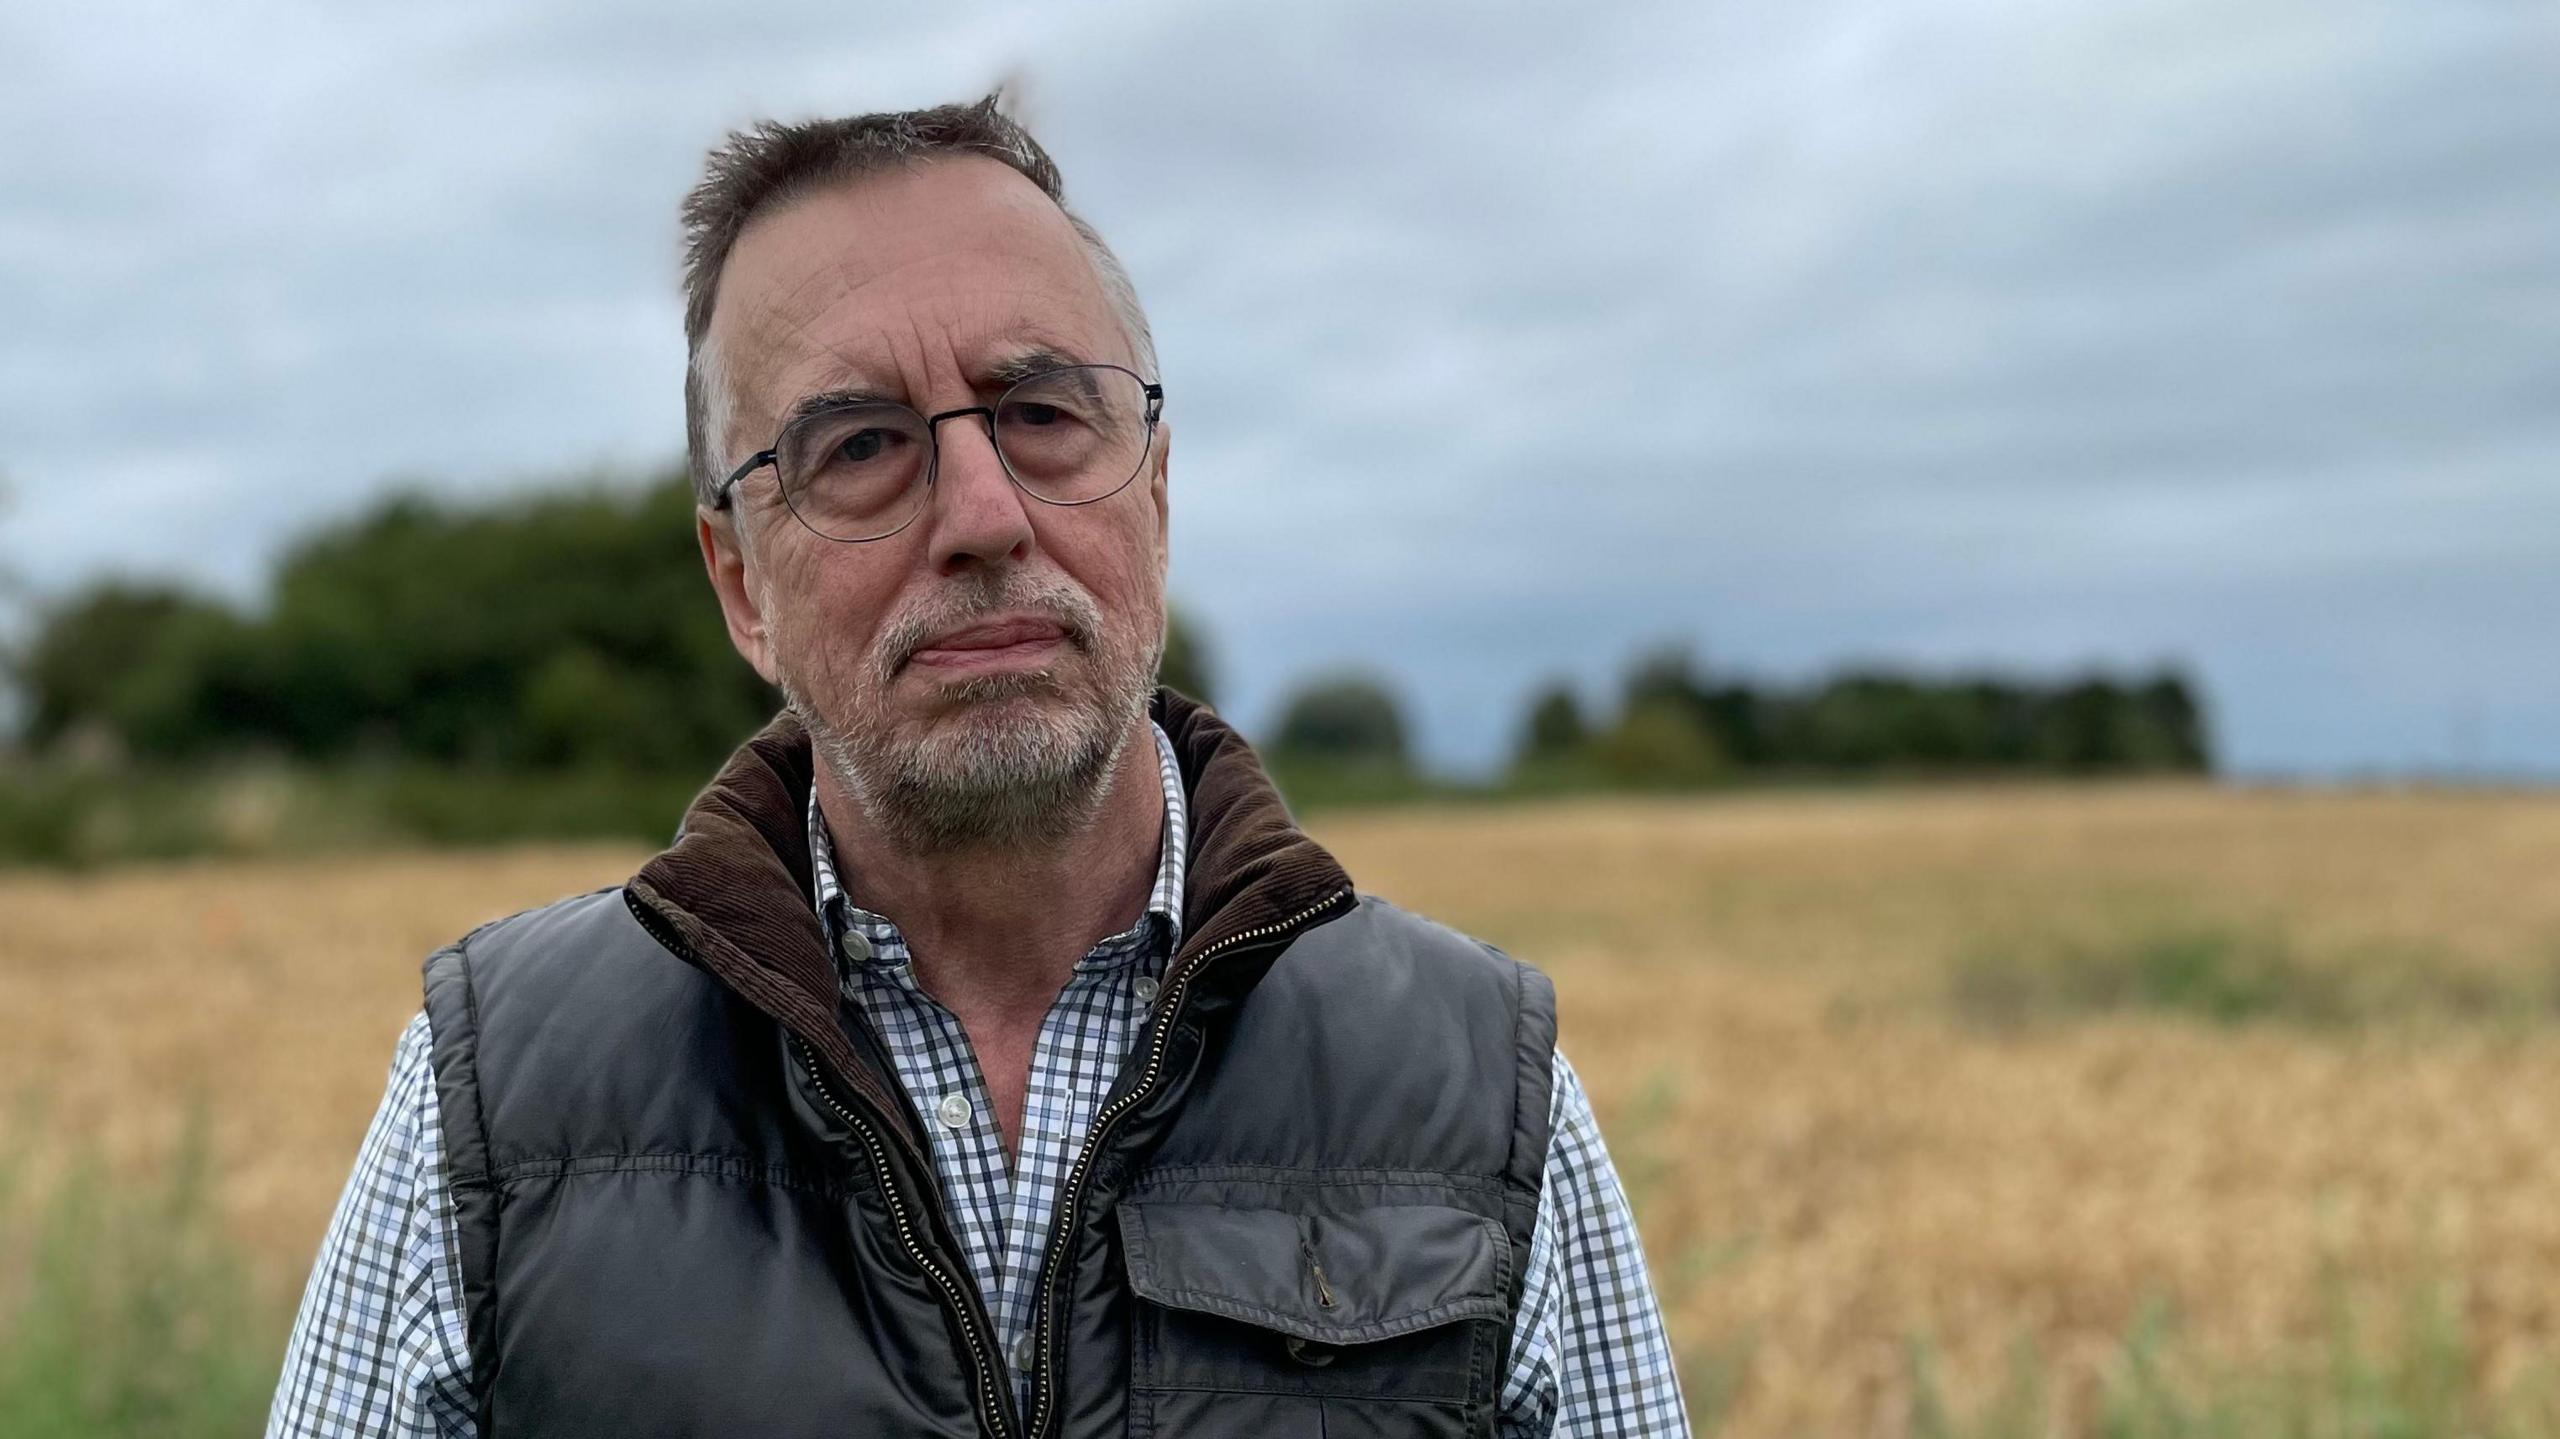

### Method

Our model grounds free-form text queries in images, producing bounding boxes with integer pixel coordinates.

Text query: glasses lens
[994,365,1154,504]
[777,403,931,540]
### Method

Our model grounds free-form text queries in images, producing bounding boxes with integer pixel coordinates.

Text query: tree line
[5,471,1213,775]
[1265,649,2209,791]
[1520,645,2209,782]
[7,470,2208,787]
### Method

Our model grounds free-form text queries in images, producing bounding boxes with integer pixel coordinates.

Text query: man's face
[699,156,1170,852]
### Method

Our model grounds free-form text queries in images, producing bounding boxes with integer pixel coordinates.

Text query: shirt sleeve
[1499,1048,1692,1438]
[267,1011,478,1439]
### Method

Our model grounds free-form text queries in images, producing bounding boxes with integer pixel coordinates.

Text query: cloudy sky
[5,0,2554,776]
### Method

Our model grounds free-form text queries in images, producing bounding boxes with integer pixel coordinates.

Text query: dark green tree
[248,474,773,769]
[0,476,30,745]
[1592,696,1726,789]
[2036,676,2134,772]
[2136,670,2212,771]
[15,583,254,757]
[1271,672,1410,768]
[1158,606,1216,706]
[1618,641,1769,764]
[1514,680,1589,766]
[12,472,777,771]
[1622,642,1707,715]
[1606,646,2213,778]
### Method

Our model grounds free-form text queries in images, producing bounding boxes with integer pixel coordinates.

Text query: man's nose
[922,408,1035,574]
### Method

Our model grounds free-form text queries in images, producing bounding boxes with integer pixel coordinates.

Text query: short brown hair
[677,93,1156,507]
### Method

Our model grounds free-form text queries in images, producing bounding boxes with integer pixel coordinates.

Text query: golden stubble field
[5,781,2559,1434]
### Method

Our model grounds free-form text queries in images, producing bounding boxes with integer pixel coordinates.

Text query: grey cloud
[3,0,2552,776]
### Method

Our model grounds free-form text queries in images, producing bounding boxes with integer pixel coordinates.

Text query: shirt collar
[807,719,1189,970]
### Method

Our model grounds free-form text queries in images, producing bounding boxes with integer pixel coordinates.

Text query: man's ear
[698,507,781,685]
[1148,420,1172,580]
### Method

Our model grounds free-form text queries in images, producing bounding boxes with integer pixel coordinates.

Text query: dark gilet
[421,689,1558,1438]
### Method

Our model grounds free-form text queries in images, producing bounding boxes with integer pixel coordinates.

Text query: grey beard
[791,666,1147,857]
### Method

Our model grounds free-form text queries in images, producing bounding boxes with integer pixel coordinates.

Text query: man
[270,95,1687,1438]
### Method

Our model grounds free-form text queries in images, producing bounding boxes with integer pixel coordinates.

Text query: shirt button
[1014,1332,1037,1370]
[839,930,873,964]
[1133,975,1160,1003]
[935,1092,973,1130]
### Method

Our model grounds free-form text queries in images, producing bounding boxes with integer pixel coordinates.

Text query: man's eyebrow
[985,346,1091,387]
[773,347,1095,430]
[780,384,901,428]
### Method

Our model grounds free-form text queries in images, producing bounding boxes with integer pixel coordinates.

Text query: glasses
[713,362,1165,543]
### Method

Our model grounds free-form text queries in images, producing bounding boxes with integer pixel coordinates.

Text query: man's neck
[813,717,1166,1021]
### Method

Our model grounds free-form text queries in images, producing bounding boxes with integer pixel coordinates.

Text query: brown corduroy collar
[622,686,1356,1126]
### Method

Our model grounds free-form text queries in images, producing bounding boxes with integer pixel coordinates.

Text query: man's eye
[836,429,896,462]
[1010,402,1065,426]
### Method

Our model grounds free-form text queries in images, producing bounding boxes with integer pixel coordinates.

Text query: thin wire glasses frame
[711,362,1165,543]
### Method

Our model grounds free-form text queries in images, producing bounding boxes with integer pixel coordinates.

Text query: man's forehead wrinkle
[716,171,1126,437]
[764,289,1102,409]
[744,244,1029,353]
[723,260,902,439]
[715,261,833,440]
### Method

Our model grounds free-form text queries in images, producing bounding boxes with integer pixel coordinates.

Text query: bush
[1514,680,1589,768]
[1592,697,1727,790]
[0,1118,278,1438]
[1270,672,1410,769]
[0,760,707,868]
[1158,609,1217,707]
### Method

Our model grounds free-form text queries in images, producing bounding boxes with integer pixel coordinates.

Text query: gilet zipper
[628,888,1015,1436]
[628,878,1353,1439]
[1018,884,1356,1438]
[794,1035,1019,1439]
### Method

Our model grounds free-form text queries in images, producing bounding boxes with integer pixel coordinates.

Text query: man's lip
[911,616,1071,656]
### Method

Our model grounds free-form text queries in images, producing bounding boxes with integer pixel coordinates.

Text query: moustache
[881,579,1100,676]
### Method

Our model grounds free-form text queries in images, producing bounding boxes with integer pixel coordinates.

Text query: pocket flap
[1117,1199,1509,1345]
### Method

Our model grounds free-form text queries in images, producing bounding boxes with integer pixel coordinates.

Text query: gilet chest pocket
[1118,1197,1511,1432]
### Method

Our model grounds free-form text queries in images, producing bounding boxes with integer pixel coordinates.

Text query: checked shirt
[269,720,1689,1437]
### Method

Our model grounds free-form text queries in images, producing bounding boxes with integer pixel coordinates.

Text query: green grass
[1641,1232,2560,1437]
[1886,1279,2559,1439]
[1947,924,2546,1030]
[0,759,707,868]
[0,752,1577,866]
[0,1116,279,1438]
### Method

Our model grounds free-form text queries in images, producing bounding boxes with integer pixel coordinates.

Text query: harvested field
[6,781,2558,1434]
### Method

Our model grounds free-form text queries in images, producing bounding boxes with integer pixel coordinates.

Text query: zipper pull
[1302,1234,1337,1309]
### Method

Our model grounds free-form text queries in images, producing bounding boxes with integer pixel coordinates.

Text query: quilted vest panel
[423,889,1555,1439]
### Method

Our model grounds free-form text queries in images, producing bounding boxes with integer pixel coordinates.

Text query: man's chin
[897,669,1067,716]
